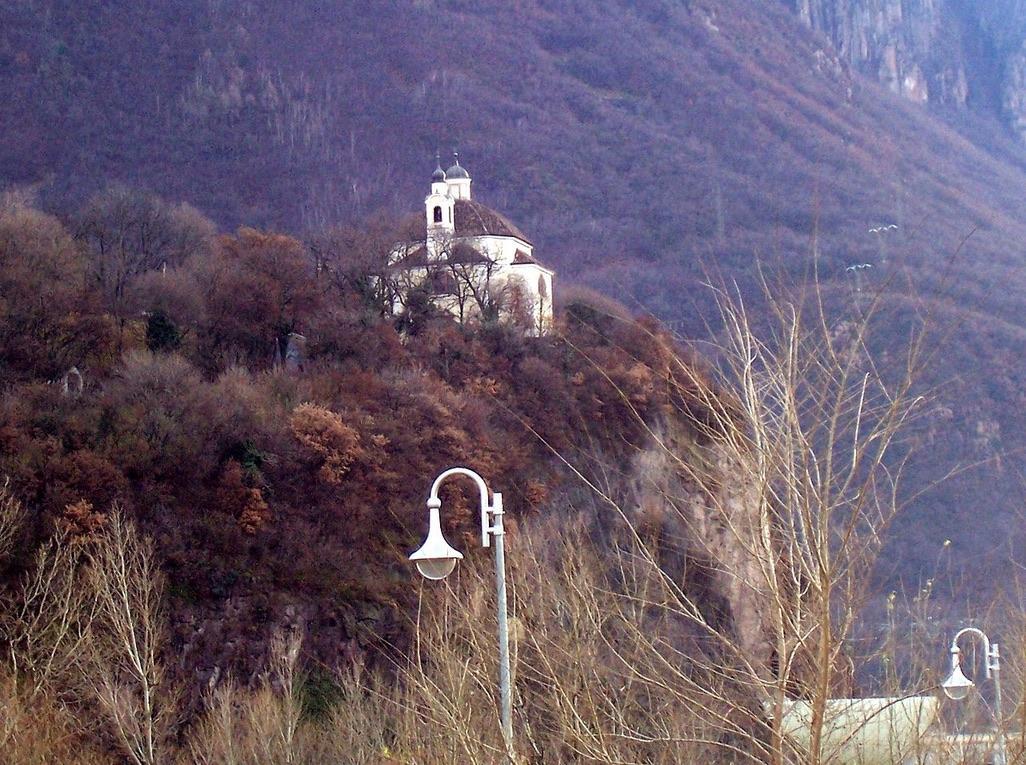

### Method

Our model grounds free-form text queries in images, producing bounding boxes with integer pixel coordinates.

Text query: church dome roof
[398,199,532,245]
[431,166,446,182]
[446,162,470,180]
[453,199,528,242]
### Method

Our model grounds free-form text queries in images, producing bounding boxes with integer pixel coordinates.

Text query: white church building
[389,154,554,333]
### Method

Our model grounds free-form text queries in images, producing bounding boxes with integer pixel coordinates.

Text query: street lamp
[941,627,1006,765]
[408,467,514,760]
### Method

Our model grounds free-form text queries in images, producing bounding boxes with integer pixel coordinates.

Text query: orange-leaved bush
[215,461,271,535]
[56,499,107,541]
[289,403,363,485]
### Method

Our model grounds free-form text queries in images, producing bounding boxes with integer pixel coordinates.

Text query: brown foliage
[216,461,271,535]
[0,205,113,382]
[56,499,107,540]
[289,403,363,485]
[0,198,737,726]
[193,228,320,370]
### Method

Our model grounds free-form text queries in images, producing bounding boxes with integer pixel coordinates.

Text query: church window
[433,206,443,223]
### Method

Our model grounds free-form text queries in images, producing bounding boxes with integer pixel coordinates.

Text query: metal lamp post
[941,626,1006,765]
[408,467,514,760]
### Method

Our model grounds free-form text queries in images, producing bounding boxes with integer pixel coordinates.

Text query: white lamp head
[941,661,975,701]
[409,499,463,580]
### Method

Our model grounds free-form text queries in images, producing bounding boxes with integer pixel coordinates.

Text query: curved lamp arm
[428,467,504,548]
[951,627,997,679]
[415,466,515,758]
[946,626,1006,764]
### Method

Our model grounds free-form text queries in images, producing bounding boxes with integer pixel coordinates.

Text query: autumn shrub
[99,351,213,480]
[289,402,363,485]
[215,460,271,535]
[0,205,114,383]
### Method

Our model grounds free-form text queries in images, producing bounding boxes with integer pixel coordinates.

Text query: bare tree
[4,533,95,703]
[545,268,933,763]
[75,187,214,344]
[1,483,95,703]
[78,508,172,765]
[438,240,510,326]
[307,217,406,317]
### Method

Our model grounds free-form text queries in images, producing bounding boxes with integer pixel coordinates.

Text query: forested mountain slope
[4,0,1026,595]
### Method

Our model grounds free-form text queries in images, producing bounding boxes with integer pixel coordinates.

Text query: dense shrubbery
[0,190,711,710]
[0,224,998,763]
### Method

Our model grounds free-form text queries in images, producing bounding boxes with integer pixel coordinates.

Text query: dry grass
[0,673,109,764]
[179,523,739,764]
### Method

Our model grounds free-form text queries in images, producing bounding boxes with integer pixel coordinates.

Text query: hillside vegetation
[0,192,732,703]
[3,0,1026,608]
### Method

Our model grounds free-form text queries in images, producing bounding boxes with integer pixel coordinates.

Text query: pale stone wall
[629,420,773,672]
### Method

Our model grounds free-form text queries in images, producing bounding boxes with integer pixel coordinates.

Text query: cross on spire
[431,150,446,182]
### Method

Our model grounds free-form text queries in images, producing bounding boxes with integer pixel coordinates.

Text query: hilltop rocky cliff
[787,0,1026,138]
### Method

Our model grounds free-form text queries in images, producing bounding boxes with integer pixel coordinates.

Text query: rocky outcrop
[1004,41,1026,138]
[629,420,773,671]
[785,0,1026,140]
[798,0,944,103]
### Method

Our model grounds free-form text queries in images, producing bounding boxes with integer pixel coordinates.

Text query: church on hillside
[389,154,554,334]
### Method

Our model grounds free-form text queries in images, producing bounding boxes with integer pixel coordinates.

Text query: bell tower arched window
[433,206,443,223]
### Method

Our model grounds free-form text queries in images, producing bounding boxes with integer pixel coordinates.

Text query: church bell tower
[425,153,455,258]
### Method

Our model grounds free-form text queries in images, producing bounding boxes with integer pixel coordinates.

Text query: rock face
[786,0,1026,140]
[629,420,772,671]
[1004,40,1026,137]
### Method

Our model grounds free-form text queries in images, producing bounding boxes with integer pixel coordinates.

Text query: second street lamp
[941,626,1006,765]
[408,467,514,761]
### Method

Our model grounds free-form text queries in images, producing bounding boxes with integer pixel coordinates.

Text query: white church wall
[387,157,554,334]
[508,262,554,334]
